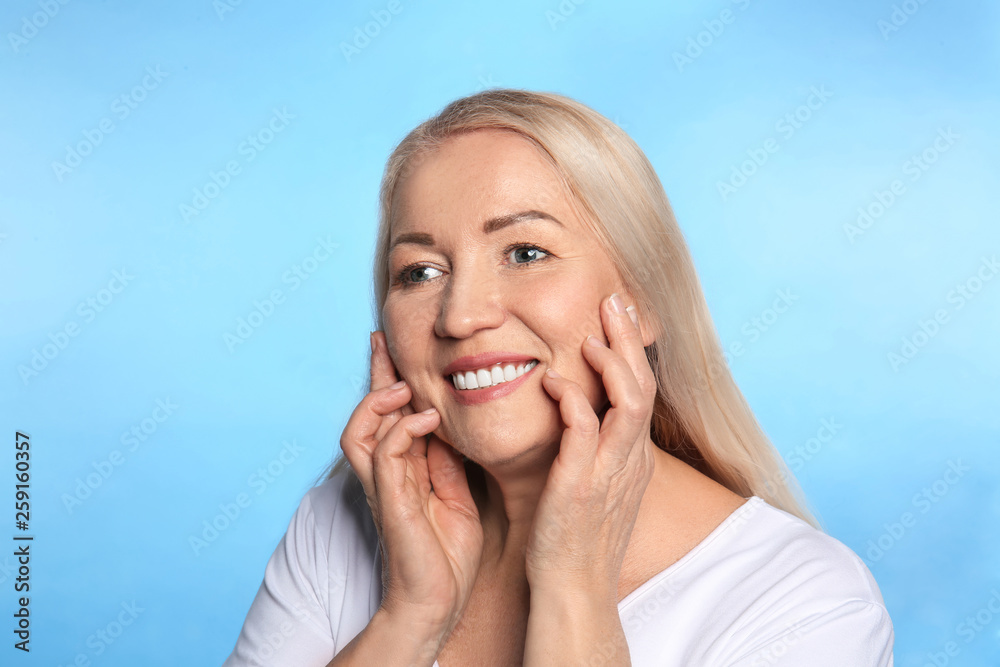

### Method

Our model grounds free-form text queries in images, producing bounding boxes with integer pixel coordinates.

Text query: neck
[466,444,558,574]
[465,436,677,577]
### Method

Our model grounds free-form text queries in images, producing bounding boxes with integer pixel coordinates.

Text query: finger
[426,435,477,513]
[371,330,415,418]
[341,381,413,497]
[370,330,402,392]
[581,334,648,454]
[602,294,658,401]
[372,408,440,501]
[540,368,600,473]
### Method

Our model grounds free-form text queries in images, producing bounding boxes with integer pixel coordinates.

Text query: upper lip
[442,352,538,377]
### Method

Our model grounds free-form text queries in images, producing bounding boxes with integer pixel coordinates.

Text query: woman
[223,89,894,666]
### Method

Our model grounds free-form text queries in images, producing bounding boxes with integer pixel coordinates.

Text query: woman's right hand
[339,330,484,648]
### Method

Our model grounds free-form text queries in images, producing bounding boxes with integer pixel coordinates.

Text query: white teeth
[464,371,478,389]
[450,360,538,391]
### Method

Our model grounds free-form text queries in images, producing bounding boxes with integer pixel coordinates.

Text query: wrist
[529,585,615,622]
[525,588,629,666]
[368,606,448,665]
[529,573,617,608]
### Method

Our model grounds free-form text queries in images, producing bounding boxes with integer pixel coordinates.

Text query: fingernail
[587,334,607,348]
[369,331,375,351]
[626,305,639,328]
[421,407,437,414]
[609,293,625,314]
[389,380,405,390]
[545,368,561,378]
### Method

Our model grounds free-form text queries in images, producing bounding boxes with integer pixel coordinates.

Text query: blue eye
[398,265,443,285]
[396,243,551,287]
[509,245,549,264]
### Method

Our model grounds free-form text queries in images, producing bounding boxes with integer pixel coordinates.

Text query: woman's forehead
[392,132,575,233]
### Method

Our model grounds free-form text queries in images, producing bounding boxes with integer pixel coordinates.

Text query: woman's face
[383,129,634,468]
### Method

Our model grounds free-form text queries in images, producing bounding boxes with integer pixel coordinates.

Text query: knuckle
[622,398,647,422]
[401,411,429,433]
[339,430,366,460]
[638,369,658,397]
[576,410,600,436]
[372,439,393,464]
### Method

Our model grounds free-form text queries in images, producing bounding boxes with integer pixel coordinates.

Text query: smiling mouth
[447,360,539,391]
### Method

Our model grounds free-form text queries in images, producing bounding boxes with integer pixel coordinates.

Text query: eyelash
[394,242,552,287]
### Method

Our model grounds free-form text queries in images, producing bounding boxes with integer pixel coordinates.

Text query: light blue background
[1,0,998,665]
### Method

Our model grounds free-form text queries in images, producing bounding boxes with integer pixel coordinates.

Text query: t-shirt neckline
[615,495,763,612]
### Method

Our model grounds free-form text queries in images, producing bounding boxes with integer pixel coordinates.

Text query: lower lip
[446,363,540,405]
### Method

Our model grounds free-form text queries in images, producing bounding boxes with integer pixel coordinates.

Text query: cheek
[526,272,612,412]
[381,300,423,380]
[528,279,606,399]
[529,275,605,350]
[381,299,441,410]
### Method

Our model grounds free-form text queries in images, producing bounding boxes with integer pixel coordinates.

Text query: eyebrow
[388,210,564,252]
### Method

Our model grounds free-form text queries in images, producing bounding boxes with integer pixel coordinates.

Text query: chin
[437,417,562,471]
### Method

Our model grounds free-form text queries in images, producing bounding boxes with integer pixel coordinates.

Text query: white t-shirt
[222,469,894,666]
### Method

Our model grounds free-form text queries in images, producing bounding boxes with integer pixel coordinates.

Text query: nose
[434,262,506,339]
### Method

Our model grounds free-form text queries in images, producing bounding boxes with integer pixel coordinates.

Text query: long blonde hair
[322,88,819,528]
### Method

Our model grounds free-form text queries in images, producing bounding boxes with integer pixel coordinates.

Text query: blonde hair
[322,88,819,528]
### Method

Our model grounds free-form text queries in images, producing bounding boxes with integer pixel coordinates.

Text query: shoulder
[285,465,383,646]
[286,466,381,590]
[619,497,894,665]
[706,497,894,664]
[299,465,378,546]
[220,465,382,665]
[270,465,378,594]
[725,497,885,605]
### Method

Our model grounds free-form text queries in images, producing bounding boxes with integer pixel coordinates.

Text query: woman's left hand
[525,292,658,600]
